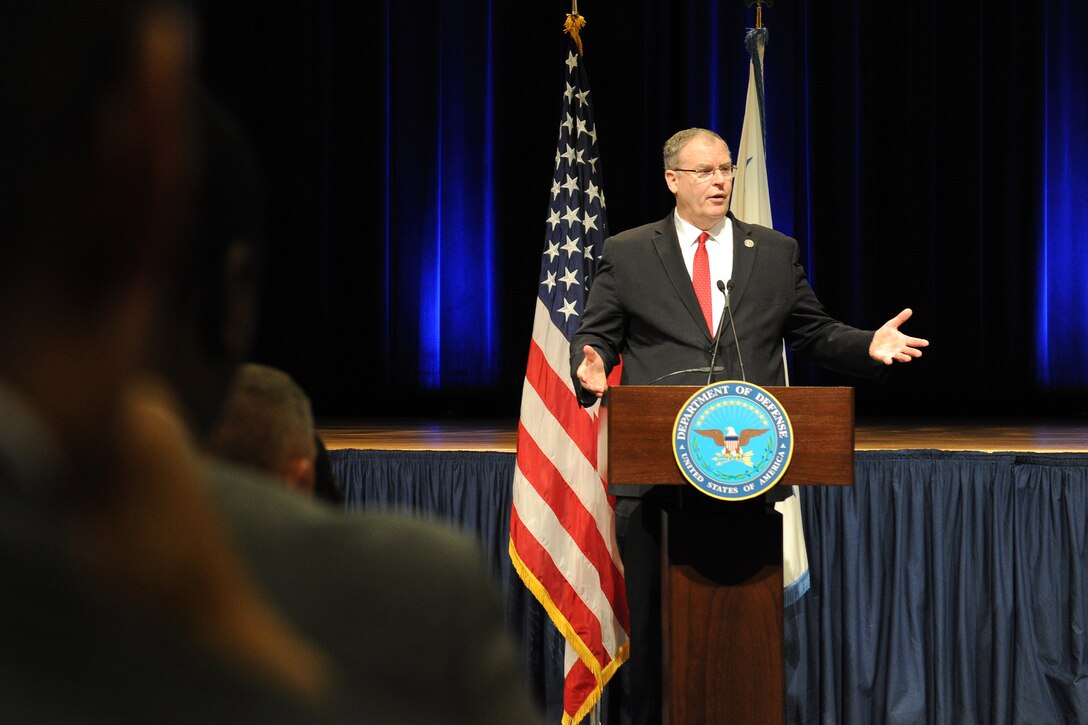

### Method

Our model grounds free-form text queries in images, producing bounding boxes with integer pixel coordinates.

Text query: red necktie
[693,231,713,334]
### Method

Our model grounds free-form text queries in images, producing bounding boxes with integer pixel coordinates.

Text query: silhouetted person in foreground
[1,2,328,719]
[0,3,544,723]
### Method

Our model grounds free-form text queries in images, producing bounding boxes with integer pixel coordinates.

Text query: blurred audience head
[209,363,318,495]
[1,0,193,474]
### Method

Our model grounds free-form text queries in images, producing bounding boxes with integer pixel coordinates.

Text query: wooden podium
[600,385,855,725]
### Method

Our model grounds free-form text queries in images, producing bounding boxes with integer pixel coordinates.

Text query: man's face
[664,134,733,230]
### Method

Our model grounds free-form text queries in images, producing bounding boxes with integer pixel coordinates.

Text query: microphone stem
[707,280,731,385]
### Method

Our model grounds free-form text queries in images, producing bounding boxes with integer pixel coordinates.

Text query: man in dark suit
[570,127,928,723]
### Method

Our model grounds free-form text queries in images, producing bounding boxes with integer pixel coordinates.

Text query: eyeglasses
[672,164,736,183]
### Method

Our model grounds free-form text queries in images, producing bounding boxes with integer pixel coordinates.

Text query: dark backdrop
[187,0,1088,423]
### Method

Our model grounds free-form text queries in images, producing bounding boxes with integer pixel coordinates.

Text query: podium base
[662,495,784,725]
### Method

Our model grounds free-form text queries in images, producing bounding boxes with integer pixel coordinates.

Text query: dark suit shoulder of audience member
[205,461,541,724]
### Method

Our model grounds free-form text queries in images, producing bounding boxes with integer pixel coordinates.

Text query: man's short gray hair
[662,128,730,171]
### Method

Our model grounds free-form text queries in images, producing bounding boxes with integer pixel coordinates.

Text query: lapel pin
[744,238,755,248]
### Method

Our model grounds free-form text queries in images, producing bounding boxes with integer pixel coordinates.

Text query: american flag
[508,22,629,725]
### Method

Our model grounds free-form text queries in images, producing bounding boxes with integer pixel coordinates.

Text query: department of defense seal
[672,381,794,501]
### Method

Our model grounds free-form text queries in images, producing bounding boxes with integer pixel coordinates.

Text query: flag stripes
[509,29,629,724]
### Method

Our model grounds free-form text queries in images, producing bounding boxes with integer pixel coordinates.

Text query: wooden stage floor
[318,417,1088,454]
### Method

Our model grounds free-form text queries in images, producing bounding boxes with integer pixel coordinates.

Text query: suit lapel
[727,212,757,313]
[651,218,712,341]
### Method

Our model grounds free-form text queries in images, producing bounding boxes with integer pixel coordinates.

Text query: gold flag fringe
[508,539,629,725]
[564,13,587,56]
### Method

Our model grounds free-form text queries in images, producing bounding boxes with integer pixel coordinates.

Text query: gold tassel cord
[745,0,770,30]
[564,13,586,56]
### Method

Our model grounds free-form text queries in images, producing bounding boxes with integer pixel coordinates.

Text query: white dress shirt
[674,212,734,335]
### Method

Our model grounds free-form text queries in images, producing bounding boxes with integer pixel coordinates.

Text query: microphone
[723,279,747,382]
[706,280,731,385]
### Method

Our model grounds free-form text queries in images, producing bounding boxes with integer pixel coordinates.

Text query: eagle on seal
[695,425,769,459]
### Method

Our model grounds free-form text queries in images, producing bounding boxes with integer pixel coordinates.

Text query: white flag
[731,26,811,607]
[732,28,773,227]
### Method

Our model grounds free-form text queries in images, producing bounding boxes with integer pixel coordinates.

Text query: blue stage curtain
[331,448,1088,724]
[794,450,1088,725]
